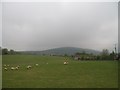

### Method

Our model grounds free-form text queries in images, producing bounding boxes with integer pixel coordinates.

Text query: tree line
[0,47,20,55]
[73,49,120,60]
[0,47,120,60]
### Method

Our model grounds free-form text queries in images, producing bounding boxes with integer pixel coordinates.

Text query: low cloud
[2,2,118,52]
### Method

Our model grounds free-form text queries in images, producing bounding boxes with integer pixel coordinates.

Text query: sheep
[11,67,15,70]
[46,63,48,64]
[64,61,67,65]
[35,64,39,66]
[17,65,20,68]
[27,65,32,69]
[15,67,19,70]
[29,65,32,68]
[4,67,7,71]
[64,61,68,65]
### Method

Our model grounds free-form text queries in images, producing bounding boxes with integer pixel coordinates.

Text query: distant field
[2,55,118,88]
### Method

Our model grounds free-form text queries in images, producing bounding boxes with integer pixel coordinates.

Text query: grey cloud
[2,2,118,52]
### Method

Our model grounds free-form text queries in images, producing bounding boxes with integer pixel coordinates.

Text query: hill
[20,47,101,55]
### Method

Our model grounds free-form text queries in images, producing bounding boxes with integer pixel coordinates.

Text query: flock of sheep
[3,61,69,71]
[3,64,39,71]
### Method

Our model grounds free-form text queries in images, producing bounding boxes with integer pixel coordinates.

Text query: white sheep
[27,65,32,69]
[17,65,20,68]
[26,66,29,69]
[29,65,32,68]
[35,64,39,66]
[15,67,19,70]
[11,67,15,70]
[4,67,7,71]
[64,61,68,65]
[64,62,67,65]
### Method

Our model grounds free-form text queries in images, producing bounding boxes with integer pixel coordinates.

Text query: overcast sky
[2,2,118,51]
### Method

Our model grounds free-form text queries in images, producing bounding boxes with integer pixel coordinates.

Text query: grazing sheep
[46,63,48,64]
[64,62,66,65]
[64,61,68,65]
[27,65,32,69]
[17,65,20,68]
[15,67,19,70]
[4,67,7,71]
[29,65,32,68]
[35,64,38,66]
[11,67,15,70]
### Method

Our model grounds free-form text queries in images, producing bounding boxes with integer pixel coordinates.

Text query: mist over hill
[20,47,101,55]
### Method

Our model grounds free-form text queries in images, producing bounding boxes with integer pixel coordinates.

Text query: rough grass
[2,55,118,88]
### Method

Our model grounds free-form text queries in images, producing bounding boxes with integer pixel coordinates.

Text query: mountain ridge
[19,47,101,55]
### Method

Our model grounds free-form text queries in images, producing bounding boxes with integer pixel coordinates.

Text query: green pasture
[2,55,118,88]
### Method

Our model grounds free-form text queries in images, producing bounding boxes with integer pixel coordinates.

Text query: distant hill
[20,47,101,55]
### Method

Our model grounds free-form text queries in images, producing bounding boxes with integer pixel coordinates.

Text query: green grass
[2,55,118,88]
[0,55,2,89]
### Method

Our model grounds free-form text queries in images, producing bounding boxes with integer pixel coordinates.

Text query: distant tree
[118,53,120,60]
[2,48,9,55]
[81,56,84,60]
[64,53,68,57]
[102,49,109,55]
[90,53,93,55]
[43,54,45,56]
[9,49,15,55]
[75,52,81,56]
[101,49,109,60]
[82,51,86,55]
[109,51,115,60]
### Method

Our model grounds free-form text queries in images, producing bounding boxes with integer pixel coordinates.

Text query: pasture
[2,55,118,88]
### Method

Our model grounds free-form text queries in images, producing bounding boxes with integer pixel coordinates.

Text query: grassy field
[0,55,2,89]
[2,55,118,88]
